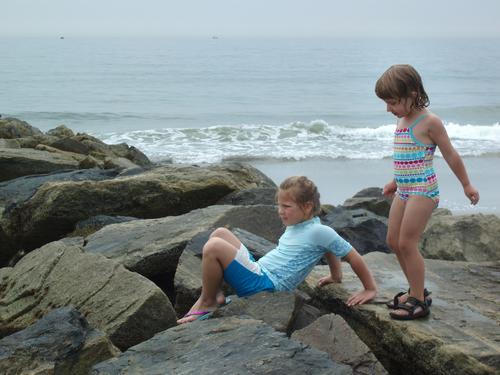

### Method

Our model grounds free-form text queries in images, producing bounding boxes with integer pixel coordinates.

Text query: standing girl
[177,176,377,324]
[375,64,479,320]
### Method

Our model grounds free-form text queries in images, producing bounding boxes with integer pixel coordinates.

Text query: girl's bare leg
[210,227,241,248]
[177,232,238,324]
[386,196,409,278]
[209,227,241,304]
[391,196,434,317]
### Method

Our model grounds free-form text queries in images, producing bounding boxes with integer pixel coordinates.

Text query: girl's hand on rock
[317,274,342,287]
[346,289,377,307]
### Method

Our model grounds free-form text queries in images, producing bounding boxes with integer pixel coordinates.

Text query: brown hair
[277,176,321,216]
[375,64,429,109]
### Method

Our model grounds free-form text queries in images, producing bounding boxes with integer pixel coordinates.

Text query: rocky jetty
[0,118,151,183]
[1,120,499,374]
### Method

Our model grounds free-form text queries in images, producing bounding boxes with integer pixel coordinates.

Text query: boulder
[48,135,152,167]
[420,213,500,261]
[46,125,75,138]
[301,252,500,375]
[0,117,43,139]
[103,156,139,170]
[292,314,387,375]
[212,292,302,334]
[84,205,282,284]
[0,148,80,182]
[1,163,277,256]
[78,155,104,169]
[216,187,277,205]
[322,207,390,255]
[0,168,121,265]
[9,124,152,170]
[0,240,177,350]
[342,187,393,218]
[0,139,20,149]
[107,143,152,167]
[0,307,119,375]
[0,168,118,207]
[72,214,137,237]
[49,133,109,156]
[91,317,352,374]
[15,133,63,149]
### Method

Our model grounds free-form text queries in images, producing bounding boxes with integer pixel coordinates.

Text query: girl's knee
[398,238,419,255]
[210,227,231,239]
[386,235,398,252]
[203,237,224,256]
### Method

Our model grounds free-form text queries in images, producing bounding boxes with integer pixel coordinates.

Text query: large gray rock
[216,187,277,205]
[0,240,177,351]
[72,214,138,237]
[91,317,352,374]
[15,130,152,168]
[420,213,500,261]
[0,147,81,182]
[292,314,387,375]
[0,163,277,258]
[0,168,119,208]
[322,207,390,255]
[46,125,75,138]
[0,306,119,375]
[0,168,120,265]
[0,117,43,139]
[301,253,500,375]
[39,133,152,167]
[342,187,393,218]
[84,205,281,275]
[0,139,20,149]
[212,292,301,334]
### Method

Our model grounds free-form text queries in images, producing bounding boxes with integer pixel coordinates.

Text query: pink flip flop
[182,310,214,321]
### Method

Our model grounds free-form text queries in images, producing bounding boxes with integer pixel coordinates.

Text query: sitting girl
[177,176,377,324]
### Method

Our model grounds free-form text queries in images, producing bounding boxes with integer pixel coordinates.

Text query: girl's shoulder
[424,111,443,125]
[307,222,340,239]
[421,112,445,134]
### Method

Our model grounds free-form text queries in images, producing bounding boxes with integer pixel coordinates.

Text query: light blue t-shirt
[257,216,352,291]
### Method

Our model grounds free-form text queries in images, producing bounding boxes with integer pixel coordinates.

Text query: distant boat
[60,36,64,39]
[211,36,219,40]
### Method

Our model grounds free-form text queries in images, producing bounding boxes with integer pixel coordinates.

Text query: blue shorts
[223,244,275,297]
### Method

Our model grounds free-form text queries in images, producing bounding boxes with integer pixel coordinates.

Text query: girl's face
[277,190,313,226]
[384,97,415,118]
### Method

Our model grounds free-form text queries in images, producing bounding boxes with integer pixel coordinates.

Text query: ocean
[1,36,499,213]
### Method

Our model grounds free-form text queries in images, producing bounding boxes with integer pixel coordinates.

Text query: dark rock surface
[302,253,500,375]
[0,163,276,261]
[420,213,500,261]
[0,240,177,351]
[322,207,390,255]
[91,316,352,375]
[0,307,119,375]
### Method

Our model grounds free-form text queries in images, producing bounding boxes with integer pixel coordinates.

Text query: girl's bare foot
[216,291,227,306]
[177,297,219,324]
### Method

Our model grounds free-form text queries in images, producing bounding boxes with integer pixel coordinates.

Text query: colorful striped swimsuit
[393,114,439,206]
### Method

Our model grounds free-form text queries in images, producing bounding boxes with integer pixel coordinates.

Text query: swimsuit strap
[409,114,429,129]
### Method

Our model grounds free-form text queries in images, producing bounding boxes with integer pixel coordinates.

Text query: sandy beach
[251,156,499,215]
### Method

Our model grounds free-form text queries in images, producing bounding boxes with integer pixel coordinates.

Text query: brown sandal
[386,288,432,309]
[389,297,430,320]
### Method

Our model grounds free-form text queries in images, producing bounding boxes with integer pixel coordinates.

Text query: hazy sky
[2,0,500,38]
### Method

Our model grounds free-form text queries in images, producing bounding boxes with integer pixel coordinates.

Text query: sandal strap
[392,291,406,306]
[407,296,428,308]
[408,288,432,297]
[395,297,429,315]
